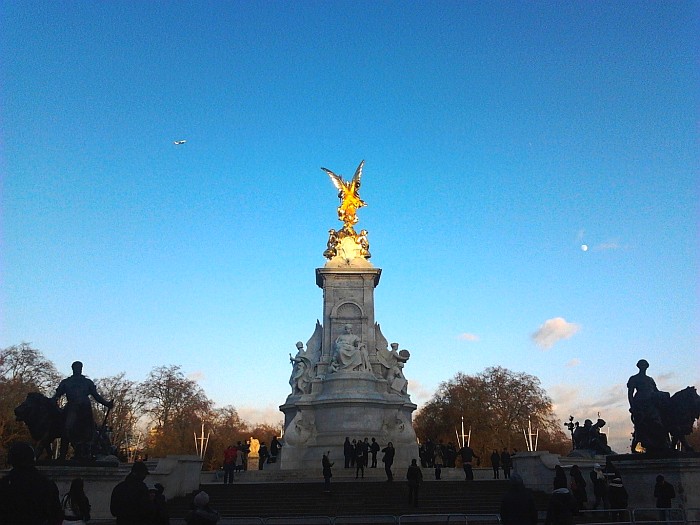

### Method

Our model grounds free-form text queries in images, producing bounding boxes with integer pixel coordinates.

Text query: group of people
[0,442,171,525]
[342,437,396,481]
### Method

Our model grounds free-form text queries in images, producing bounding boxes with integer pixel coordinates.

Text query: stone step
[166,479,549,519]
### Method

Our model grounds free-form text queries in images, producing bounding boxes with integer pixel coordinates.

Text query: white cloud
[405,378,434,408]
[236,404,285,428]
[532,317,580,349]
[566,358,581,368]
[187,371,205,382]
[458,333,480,342]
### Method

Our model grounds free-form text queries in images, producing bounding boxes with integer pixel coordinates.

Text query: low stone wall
[1,455,203,520]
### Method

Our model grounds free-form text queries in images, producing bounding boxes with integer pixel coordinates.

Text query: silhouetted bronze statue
[53,361,113,460]
[627,359,700,453]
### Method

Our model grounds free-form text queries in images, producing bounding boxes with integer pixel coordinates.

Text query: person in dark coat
[343,437,353,468]
[61,477,91,524]
[553,465,567,489]
[382,442,395,481]
[608,477,629,522]
[501,448,513,479]
[500,472,538,525]
[589,463,608,510]
[322,452,334,493]
[0,442,63,525]
[406,459,423,507]
[355,441,366,479]
[110,461,153,524]
[545,474,578,525]
[370,437,380,468]
[569,465,588,510]
[490,450,501,479]
[654,474,675,521]
[457,444,479,480]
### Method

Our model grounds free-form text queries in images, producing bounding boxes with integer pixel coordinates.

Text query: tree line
[0,343,279,469]
[2,344,572,470]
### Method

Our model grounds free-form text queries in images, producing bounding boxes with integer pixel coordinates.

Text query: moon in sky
[581,244,589,252]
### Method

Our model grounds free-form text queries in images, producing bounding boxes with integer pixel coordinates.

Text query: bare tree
[414,366,569,458]
[94,373,146,457]
[0,343,61,393]
[140,365,212,456]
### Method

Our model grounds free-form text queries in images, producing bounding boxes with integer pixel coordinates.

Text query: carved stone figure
[627,359,671,452]
[323,229,339,259]
[356,229,371,258]
[52,361,113,460]
[332,324,371,372]
[322,160,366,228]
[375,325,410,393]
[249,438,260,458]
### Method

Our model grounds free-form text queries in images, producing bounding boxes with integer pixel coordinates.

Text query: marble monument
[279,160,417,469]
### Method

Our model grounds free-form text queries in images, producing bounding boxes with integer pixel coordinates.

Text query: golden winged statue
[321,160,366,229]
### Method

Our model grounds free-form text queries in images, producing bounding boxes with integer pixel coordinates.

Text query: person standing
[501,448,512,479]
[590,464,608,510]
[270,436,282,463]
[458,443,479,480]
[223,444,237,484]
[0,442,63,525]
[654,474,675,521]
[490,450,501,479]
[608,477,629,522]
[343,437,353,468]
[406,459,423,507]
[569,465,588,510]
[433,444,444,480]
[61,478,91,525]
[499,473,538,525]
[258,442,269,470]
[110,461,153,524]
[355,441,366,479]
[370,437,380,468]
[382,442,395,481]
[322,452,334,493]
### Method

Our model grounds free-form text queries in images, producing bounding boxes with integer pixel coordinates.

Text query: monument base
[280,372,417,470]
[607,453,700,518]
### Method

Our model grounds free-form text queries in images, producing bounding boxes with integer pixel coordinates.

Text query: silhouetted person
[223,444,236,484]
[370,437,380,467]
[258,442,269,469]
[110,461,152,524]
[458,443,479,480]
[553,465,567,490]
[608,477,629,522]
[185,491,219,524]
[343,437,353,468]
[406,459,423,507]
[382,442,395,481]
[654,474,675,521]
[148,483,170,525]
[490,449,501,479]
[270,436,282,463]
[0,442,63,525]
[590,463,608,510]
[570,465,588,510]
[501,448,512,479]
[322,452,334,493]
[545,473,578,525]
[434,444,444,479]
[53,361,114,459]
[61,477,91,524]
[355,440,365,479]
[500,472,538,525]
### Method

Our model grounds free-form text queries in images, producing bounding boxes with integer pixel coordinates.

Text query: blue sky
[2,1,697,453]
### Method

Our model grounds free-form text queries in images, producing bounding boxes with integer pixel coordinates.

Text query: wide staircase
[166,476,549,520]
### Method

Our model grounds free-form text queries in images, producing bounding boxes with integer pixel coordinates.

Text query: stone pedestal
[280,258,417,470]
[607,453,700,517]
